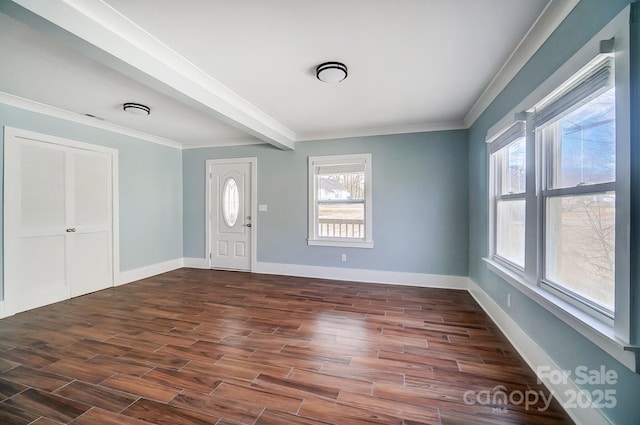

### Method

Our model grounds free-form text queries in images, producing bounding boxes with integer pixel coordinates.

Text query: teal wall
[183,131,469,276]
[0,104,184,283]
[468,1,640,423]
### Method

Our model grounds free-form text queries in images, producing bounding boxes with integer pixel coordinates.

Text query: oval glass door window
[222,177,239,227]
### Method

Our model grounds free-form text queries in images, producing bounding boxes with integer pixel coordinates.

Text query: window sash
[490,130,527,269]
[541,189,616,318]
[488,120,526,153]
[494,195,526,269]
[308,154,373,247]
[536,58,617,319]
[534,57,613,129]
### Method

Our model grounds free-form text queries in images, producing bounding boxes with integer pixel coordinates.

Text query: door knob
[65,228,76,233]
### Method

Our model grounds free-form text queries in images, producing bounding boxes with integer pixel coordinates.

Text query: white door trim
[205,157,257,272]
[3,126,120,314]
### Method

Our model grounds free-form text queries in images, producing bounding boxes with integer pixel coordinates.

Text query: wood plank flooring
[0,269,573,424]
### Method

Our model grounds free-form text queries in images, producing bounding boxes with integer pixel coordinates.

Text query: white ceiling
[0,0,578,149]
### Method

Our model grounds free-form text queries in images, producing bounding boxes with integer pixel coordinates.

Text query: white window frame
[536,68,617,322]
[484,6,639,372]
[488,119,527,271]
[308,153,373,248]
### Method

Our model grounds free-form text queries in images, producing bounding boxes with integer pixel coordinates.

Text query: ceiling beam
[11,0,296,150]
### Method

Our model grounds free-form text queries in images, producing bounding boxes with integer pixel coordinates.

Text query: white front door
[4,128,117,314]
[207,158,255,271]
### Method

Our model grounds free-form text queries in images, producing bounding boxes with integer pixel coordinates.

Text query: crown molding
[463,0,580,127]
[11,0,296,150]
[182,138,267,150]
[296,120,467,142]
[0,92,182,149]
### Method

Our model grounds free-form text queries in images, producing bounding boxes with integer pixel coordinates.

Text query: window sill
[483,257,639,373]
[308,239,374,249]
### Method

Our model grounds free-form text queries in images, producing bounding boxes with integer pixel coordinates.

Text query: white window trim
[308,153,373,248]
[484,6,639,372]
[484,258,638,371]
[488,119,527,270]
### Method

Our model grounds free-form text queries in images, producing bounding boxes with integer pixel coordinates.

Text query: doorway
[206,158,257,271]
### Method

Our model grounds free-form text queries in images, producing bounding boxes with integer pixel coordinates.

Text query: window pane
[496,199,525,267]
[545,192,615,311]
[317,171,366,239]
[504,138,526,194]
[318,203,364,238]
[546,88,615,189]
[222,177,239,227]
[318,172,364,201]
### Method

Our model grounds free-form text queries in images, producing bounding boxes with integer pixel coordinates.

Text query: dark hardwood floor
[0,268,573,424]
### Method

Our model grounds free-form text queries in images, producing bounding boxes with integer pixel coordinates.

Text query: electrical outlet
[341,254,347,262]
[507,293,511,309]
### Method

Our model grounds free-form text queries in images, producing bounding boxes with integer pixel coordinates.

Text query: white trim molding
[0,301,7,320]
[485,258,638,373]
[116,258,184,286]
[181,258,468,289]
[468,278,613,425]
[7,0,578,147]
[308,153,373,249]
[183,257,210,269]
[253,261,468,289]
[464,0,580,127]
[296,121,467,143]
[0,92,182,149]
[182,138,266,150]
[12,0,295,150]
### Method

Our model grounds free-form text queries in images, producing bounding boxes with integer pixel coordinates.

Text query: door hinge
[209,252,212,259]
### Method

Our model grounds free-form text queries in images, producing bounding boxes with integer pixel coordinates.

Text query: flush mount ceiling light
[123,102,150,116]
[316,62,348,83]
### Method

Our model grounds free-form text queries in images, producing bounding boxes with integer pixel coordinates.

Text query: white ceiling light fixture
[316,62,348,83]
[123,102,151,115]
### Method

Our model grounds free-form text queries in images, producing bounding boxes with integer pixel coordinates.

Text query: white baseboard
[467,278,611,425]
[253,261,469,289]
[116,258,184,286]
[182,257,468,289]
[183,257,209,269]
[0,301,7,319]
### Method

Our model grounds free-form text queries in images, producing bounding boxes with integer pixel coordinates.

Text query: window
[485,7,640,371]
[537,62,616,317]
[489,123,527,269]
[222,177,240,227]
[488,55,618,322]
[308,154,373,248]
[484,7,636,371]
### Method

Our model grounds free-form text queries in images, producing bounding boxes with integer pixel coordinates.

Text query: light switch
[259,204,268,212]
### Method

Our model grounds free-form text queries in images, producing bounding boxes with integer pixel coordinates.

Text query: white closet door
[6,140,70,313]
[4,128,117,315]
[68,150,113,297]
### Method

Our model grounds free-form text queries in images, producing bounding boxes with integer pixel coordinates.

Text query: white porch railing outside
[318,218,365,238]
